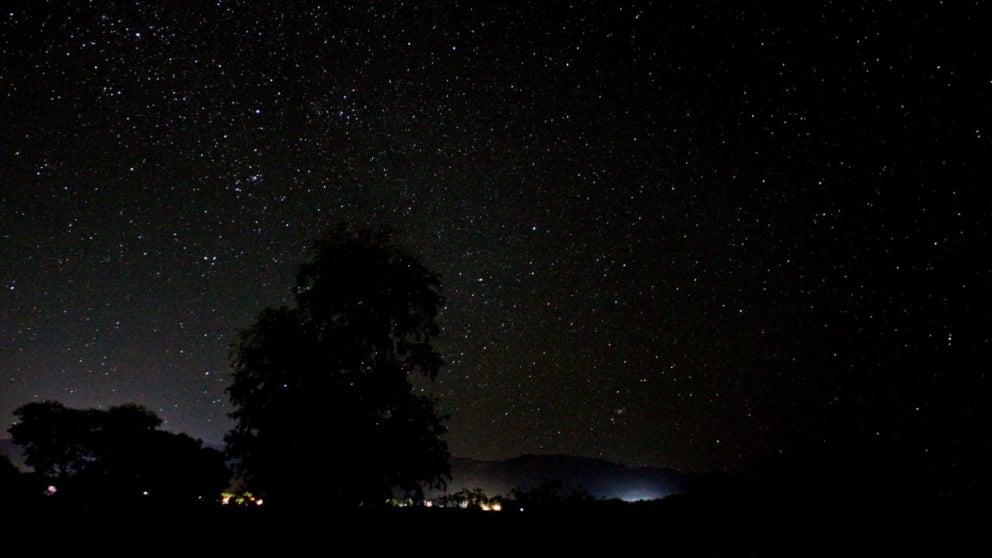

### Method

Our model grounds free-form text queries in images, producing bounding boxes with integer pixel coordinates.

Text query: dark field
[2,495,977,556]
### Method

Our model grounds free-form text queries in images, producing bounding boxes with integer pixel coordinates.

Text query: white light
[619,490,665,502]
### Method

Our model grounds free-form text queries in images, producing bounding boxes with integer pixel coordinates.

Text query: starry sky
[1,2,989,474]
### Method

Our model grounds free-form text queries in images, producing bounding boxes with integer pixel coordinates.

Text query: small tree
[9,401,93,479]
[226,224,449,507]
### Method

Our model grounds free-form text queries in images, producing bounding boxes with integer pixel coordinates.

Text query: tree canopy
[8,400,228,504]
[226,224,450,508]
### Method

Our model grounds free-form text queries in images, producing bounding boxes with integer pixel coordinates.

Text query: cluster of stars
[1,3,988,476]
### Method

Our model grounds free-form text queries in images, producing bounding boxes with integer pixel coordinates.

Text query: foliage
[8,400,227,503]
[226,223,450,507]
[437,487,493,509]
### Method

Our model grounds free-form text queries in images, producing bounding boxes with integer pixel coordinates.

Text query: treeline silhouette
[1,404,978,556]
[3,224,451,514]
[3,401,226,511]
[0,223,982,555]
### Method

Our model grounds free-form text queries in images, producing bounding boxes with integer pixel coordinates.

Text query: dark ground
[1,494,980,556]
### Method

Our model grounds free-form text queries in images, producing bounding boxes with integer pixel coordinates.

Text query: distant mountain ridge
[2,440,690,501]
[431,454,691,501]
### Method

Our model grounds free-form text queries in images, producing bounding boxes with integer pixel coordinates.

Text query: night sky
[1,2,989,474]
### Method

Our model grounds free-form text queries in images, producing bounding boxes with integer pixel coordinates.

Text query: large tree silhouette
[226,224,449,507]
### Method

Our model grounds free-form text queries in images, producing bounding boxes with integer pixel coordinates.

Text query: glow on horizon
[618,489,669,502]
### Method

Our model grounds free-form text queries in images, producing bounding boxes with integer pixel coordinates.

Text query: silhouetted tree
[226,223,449,508]
[9,401,92,479]
[8,401,228,504]
[126,429,229,503]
